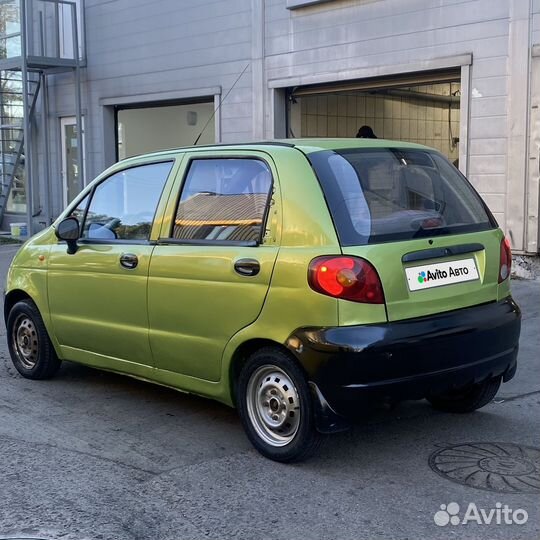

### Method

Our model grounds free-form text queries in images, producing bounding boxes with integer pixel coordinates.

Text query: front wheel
[237,347,321,462]
[7,299,61,380]
[427,376,501,413]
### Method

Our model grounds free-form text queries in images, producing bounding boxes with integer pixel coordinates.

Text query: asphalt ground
[0,243,538,540]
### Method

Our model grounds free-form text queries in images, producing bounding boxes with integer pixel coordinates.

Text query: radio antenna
[193,63,250,145]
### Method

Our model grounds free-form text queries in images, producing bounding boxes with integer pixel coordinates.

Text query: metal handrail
[0,31,21,40]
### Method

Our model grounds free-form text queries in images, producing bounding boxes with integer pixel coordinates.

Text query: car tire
[427,376,501,414]
[237,347,321,462]
[7,299,61,380]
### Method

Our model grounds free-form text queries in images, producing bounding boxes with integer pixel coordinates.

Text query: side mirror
[55,216,80,254]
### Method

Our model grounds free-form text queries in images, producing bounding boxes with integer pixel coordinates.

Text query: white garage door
[117,101,215,160]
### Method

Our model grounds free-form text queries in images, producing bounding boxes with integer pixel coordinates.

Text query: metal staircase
[0,71,40,221]
[0,0,84,235]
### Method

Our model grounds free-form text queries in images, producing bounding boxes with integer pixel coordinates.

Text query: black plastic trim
[77,238,155,246]
[286,297,521,416]
[309,382,350,434]
[157,238,257,247]
[402,243,485,263]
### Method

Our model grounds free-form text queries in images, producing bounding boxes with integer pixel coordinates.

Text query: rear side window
[82,161,173,241]
[308,148,496,246]
[172,158,272,244]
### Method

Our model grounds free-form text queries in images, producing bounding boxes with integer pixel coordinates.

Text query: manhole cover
[429,442,540,493]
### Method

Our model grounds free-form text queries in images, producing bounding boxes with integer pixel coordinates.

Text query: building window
[0,0,21,60]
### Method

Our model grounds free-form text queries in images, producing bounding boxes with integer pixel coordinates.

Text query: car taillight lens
[308,256,385,304]
[499,236,512,283]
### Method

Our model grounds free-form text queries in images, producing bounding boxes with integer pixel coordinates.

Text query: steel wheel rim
[12,315,39,369]
[246,365,301,447]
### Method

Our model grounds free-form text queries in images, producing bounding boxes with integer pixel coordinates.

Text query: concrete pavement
[0,243,538,540]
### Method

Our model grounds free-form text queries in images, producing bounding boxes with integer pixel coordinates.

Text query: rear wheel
[7,299,61,380]
[237,347,321,462]
[427,376,501,413]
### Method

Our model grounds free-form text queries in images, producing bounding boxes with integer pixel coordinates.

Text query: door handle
[119,253,138,269]
[234,258,260,276]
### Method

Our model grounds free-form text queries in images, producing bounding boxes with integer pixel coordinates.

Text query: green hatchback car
[4,139,521,462]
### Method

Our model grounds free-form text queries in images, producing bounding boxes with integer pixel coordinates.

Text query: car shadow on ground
[7,357,527,471]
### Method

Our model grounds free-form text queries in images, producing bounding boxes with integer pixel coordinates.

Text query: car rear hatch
[307,145,504,323]
[343,230,502,322]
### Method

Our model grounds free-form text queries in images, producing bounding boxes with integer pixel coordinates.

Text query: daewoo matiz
[5,139,521,462]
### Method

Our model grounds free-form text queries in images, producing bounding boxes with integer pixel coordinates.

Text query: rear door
[308,147,502,323]
[148,151,280,382]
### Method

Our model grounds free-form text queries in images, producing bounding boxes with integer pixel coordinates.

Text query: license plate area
[405,258,480,291]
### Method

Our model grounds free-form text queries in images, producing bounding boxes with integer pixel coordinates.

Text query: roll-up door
[287,68,461,162]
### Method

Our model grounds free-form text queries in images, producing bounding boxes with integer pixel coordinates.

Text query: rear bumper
[286,297,521,427]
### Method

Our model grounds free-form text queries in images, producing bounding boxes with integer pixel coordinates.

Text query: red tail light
[499,236,512,283]
[308,256,385,304]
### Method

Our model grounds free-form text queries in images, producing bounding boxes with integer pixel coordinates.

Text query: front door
[48,160,174,372]
[148,153,280,382]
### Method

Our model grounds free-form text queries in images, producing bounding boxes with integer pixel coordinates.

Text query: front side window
[172,158,272,243]
[309,148,496,246]
[82,161,173,241]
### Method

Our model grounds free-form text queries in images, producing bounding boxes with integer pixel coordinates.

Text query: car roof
[283,138,431,154]
[119,138,434,166]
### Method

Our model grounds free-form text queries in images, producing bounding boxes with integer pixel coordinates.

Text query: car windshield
[308,148,496,246]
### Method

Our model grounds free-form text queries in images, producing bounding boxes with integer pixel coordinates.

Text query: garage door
[287,68,461,163]
[117,100,215,160]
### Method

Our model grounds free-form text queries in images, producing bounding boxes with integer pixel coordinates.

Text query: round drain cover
[429,442,540,493]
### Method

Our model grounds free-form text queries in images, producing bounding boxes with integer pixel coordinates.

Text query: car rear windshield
[308,148,496,246]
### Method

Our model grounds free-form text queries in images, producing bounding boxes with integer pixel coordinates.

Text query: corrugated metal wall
[533,0,540,43]
[46,0,254,218]
[264,0,512,233]
[44,0,539,253]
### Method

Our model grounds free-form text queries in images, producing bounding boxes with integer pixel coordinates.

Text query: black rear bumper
[286,297,521,429]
